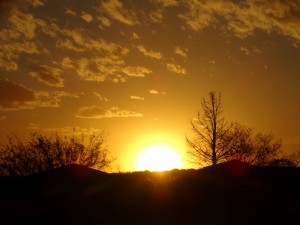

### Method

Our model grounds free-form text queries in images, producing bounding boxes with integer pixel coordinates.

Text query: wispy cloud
[76,106,143,118]
[122,66,152,77]
[94,92,109,101]
[25,0,45,8]
[178,1,300,41]
[76,56,124,82]
[130,96,144,100]
[98,16,112,28]
[149,9,164,24]
[0,79,77,111]
[132,32,140,40]
[136,45,162,60]
[153,0,178,7]
[149,89,166,95]
[166,63,187,75]
[65,8,76,16]
[174,46,188,58]
[100,0,138,25]
[81,11,93,23]
[30,65,64,87]
[240,46,262,56]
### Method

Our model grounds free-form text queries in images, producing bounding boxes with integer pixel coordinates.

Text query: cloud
[0,79,77,111]
[130,96,144,100]
[81,11,93,23]
[76,106,143,118]
[178,1,300,41]
[100,0,138,25]
[94,92,109,101]
[8,9,46,40]
[25,0,45,7]
[174,46,188,58]
[166,63,187,75]
[65,8,76,16]
[61,57,74,69]
[153,0,178,7]
[112,75,127,83]
[0,79,36,110]
[240,46,262,56]
[76,56,124,81]
[149,89,165,95]
[98,16,112,28]
[56,28,129,55]
[122,66,152,77]
[149,9,164,24]
[30,65,64,87]
[136,45,162,60]
[132,32,140,39]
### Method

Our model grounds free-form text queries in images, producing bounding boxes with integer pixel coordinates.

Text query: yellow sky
[1,0,300,171]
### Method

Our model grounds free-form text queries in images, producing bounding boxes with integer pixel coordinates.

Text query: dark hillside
[0,161,299,225]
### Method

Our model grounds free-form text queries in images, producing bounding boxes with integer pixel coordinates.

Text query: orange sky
[1,0,300,171]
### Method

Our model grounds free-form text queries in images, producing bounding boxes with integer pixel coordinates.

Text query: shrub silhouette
[0,132,113,176]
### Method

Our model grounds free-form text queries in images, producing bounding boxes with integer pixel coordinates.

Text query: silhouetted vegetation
[226,123,281,166]
[0,132,114,176]
[186,91,233,166]
[0,161,299,224]
[187,91,292,167]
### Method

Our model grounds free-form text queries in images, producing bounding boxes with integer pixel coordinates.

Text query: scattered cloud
[76,56,124,81]
[98,16,112,28]
[25,0,45,8]
[240,46,262,56]
[112,75,127,83]
[166,63,187,75]
[130,96,144,100]
[149,89,166,95]
[76,106,143,118]
[122,66,152,77]
[30,65,64,87]
[81,11,93,23]
[153,0,178,7]
[0,79,77,111]
[61,57,74,69]
[0,79,36,110]
[132,32,140,40]
[149,9,164,24]
[100,0,138,25]
[94,92,109,101]
[174,46,188,58]
[136,45,162,60]
[178,1,300,41]
[8,9,46,40]
[65,8,76,16]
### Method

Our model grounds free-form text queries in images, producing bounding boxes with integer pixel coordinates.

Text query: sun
[137,144,182,171]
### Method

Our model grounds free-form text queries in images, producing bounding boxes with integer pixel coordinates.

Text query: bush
[0,132,114,176]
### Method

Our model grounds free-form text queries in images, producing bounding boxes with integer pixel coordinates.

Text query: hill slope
[0,161,299,225]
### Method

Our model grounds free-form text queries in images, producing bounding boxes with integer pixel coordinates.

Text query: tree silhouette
[0,131,114,176]
[187,91,283,167]
[186,91,233,166]
[226,123,281,166]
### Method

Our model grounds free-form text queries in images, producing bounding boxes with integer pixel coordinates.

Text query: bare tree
[186,91,233,166]
[0,131,114,176]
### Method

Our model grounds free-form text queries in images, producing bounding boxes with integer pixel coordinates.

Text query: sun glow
[137,144,182,171]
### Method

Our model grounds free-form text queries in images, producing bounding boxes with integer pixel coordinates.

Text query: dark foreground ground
[0,160,299,225]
